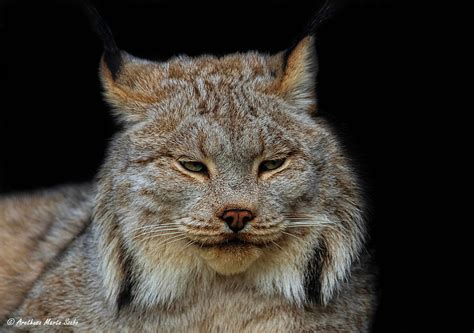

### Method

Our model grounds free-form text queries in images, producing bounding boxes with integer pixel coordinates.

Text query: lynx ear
[277,0,338,112]
[83,3,157,123]
[278,36,318,112]
[99,53,161,123]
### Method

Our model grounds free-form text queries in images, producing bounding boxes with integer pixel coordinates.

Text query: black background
[0,0,414,331]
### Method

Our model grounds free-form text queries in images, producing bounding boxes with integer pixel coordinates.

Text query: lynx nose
[220,209,254,232]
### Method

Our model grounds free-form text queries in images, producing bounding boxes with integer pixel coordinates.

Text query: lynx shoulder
[0,185,93,320]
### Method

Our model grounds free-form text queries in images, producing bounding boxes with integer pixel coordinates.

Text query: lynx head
[89,7,365,310]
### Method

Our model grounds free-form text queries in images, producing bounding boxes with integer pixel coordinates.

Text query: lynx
[0,5,376,332]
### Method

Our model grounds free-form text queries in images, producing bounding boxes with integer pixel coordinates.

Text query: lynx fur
[0,20,376,332]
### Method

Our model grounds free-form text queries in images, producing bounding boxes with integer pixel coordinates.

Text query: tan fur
[278,36,317,105]
[0,185,93,321]
[1,35,376,332]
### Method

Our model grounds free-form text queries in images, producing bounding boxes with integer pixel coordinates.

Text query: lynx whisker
[132,226,181,232]
[281,230,305,242]
[133,230,184,240]
[152,235,190,249]
[129,227,181,238]
[288,222,335,226]
[287,222,343,234]
[132,224,179,231]
[180,239,197,252]
[140,232,186,244]
[132,226,181,233]
[128,224,180,233]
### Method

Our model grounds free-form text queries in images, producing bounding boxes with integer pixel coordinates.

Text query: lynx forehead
[112,52,314,159]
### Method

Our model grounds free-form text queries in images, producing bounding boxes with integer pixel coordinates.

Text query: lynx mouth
[197,237,254,249]
[195,235,264,275]
[223,238,245,246]
[188,231,281,250]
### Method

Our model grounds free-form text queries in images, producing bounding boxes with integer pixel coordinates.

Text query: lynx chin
[0,6,376,332]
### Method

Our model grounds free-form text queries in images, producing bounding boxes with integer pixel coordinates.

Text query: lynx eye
[259,159,286,173]
[180,161,208,173]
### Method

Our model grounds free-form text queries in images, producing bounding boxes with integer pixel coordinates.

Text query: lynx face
[120,58,320,275]
[95,36,364,306]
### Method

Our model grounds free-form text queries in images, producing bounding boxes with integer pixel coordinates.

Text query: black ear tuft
[284,0,340,66]
[81,1,122,79]
[305,0,340,34]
